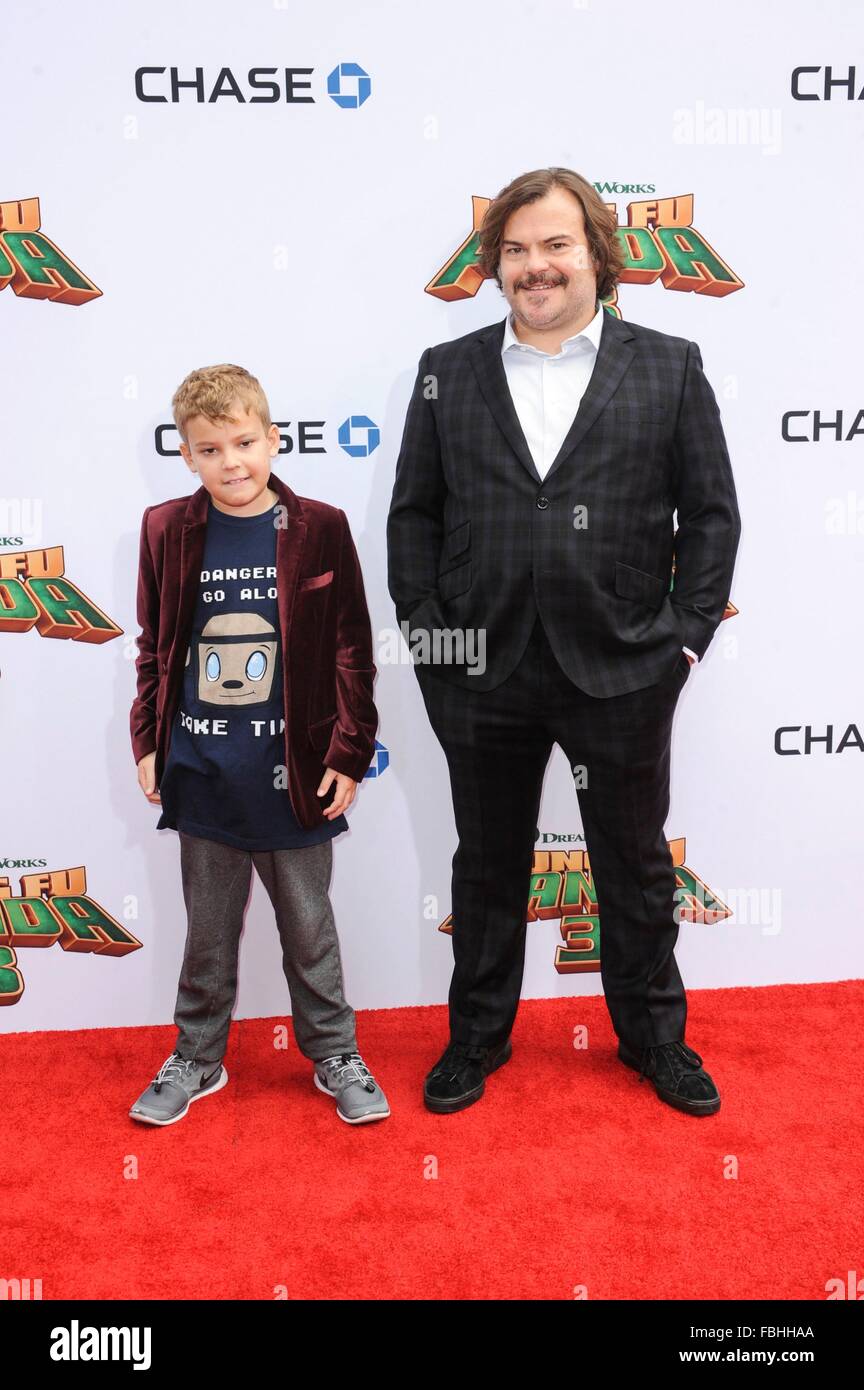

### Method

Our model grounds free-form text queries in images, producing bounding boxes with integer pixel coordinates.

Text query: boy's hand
[317,767,357,818]
[137,752,161,805]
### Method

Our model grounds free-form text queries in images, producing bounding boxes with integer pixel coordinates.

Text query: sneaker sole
[313,1070,390,1123]
[424,1038,513,1114]
[617,1044,720,1116]
[129,1065,229,1126]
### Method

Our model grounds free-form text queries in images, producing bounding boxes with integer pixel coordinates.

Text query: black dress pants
[415,610,692,1052]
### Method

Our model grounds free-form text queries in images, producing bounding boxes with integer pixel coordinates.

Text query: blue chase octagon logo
[338,415,380,457]
[327,63,371,109]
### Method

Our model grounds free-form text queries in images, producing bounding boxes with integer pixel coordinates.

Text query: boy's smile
[179,401,281,516]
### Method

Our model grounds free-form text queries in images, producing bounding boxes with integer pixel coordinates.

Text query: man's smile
[516,276,566,290]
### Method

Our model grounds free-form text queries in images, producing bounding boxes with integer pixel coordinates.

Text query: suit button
[536,495,549,510]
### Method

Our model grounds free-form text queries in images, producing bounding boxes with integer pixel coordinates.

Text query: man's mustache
[518,276,567,289]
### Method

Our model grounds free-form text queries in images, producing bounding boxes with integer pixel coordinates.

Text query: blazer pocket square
[299,569,334,591]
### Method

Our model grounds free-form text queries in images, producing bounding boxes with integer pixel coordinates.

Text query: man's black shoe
[424,1037,512,1114]
[618,1037,721,1116]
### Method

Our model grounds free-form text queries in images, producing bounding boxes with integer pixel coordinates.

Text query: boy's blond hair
[171,364,272,444]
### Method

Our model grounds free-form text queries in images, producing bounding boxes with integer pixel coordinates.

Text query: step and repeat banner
[2,0,861,1034]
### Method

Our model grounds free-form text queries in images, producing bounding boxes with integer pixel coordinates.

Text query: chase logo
[363,741,389,779]
[327,63,371,109]
[338,415,380,457]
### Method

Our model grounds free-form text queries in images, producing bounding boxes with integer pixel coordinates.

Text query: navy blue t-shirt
[156,496,348,850]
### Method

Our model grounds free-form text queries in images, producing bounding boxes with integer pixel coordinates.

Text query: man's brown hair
[477,167,625,301]
[171,364,272,445]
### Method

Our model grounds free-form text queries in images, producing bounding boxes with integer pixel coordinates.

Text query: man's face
[180,401,280,515]
[497,185,598,334]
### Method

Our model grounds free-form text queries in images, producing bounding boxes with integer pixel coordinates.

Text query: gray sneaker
[313,1051,390,1124]
[129,1052,228,1126]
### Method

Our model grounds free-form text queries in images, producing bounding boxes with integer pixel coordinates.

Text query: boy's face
[179,401,281,516]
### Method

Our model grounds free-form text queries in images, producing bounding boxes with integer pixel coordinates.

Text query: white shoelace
[320,1052,376,1092]
[154,1053,193,1091]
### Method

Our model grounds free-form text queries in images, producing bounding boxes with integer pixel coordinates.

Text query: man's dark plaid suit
[387,307,741,1051]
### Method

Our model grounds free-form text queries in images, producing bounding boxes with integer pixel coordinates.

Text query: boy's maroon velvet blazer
[130,470,378,829]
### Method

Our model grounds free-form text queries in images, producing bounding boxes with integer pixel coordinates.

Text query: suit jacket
[387,310,741,697]
[130,470,378,828]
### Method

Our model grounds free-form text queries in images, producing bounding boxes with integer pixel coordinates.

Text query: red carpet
[3,980,862,1300]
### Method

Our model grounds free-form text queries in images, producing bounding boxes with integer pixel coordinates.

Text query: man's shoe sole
[128,1065,229,1126]
[313,1070,390,1123]
[424,1039,513,1115]
[617,1042,720,1116]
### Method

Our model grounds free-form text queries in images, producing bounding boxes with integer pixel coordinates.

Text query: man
[387,167,741,1118]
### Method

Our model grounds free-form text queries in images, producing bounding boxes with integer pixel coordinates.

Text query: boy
[129,364,388,1126]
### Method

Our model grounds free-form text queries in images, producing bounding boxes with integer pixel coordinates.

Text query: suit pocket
[608,403,668,422]
[308,711,337,749]
[443,519,470,562]
[437,522,472,600]
[614,560,666,608]
[438,559,472,601]
[299,569,334,592]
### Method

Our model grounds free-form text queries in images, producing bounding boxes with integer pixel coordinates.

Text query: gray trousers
[173,831,357,1066]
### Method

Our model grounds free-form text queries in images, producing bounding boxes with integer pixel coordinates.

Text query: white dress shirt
[500,303,698,666]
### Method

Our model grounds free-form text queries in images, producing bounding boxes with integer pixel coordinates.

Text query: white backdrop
[2,0,862,1035]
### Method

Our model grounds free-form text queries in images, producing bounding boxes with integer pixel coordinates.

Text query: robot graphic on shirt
[183,612,278,706]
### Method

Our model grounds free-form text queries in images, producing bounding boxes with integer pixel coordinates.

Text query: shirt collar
[501,299,605,359]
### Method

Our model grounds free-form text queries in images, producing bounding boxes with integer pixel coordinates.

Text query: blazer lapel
[469,310,636,487]
[542,310,635,486]
[176,484,209,667]
[470,325,541,484]
[268,471,308,648]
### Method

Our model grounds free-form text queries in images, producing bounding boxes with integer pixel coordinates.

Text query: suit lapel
[269,472,308,649]
[543,310,635,485]
[469,309,637,487]
[470,324,540,484]
[176,485,210,663]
